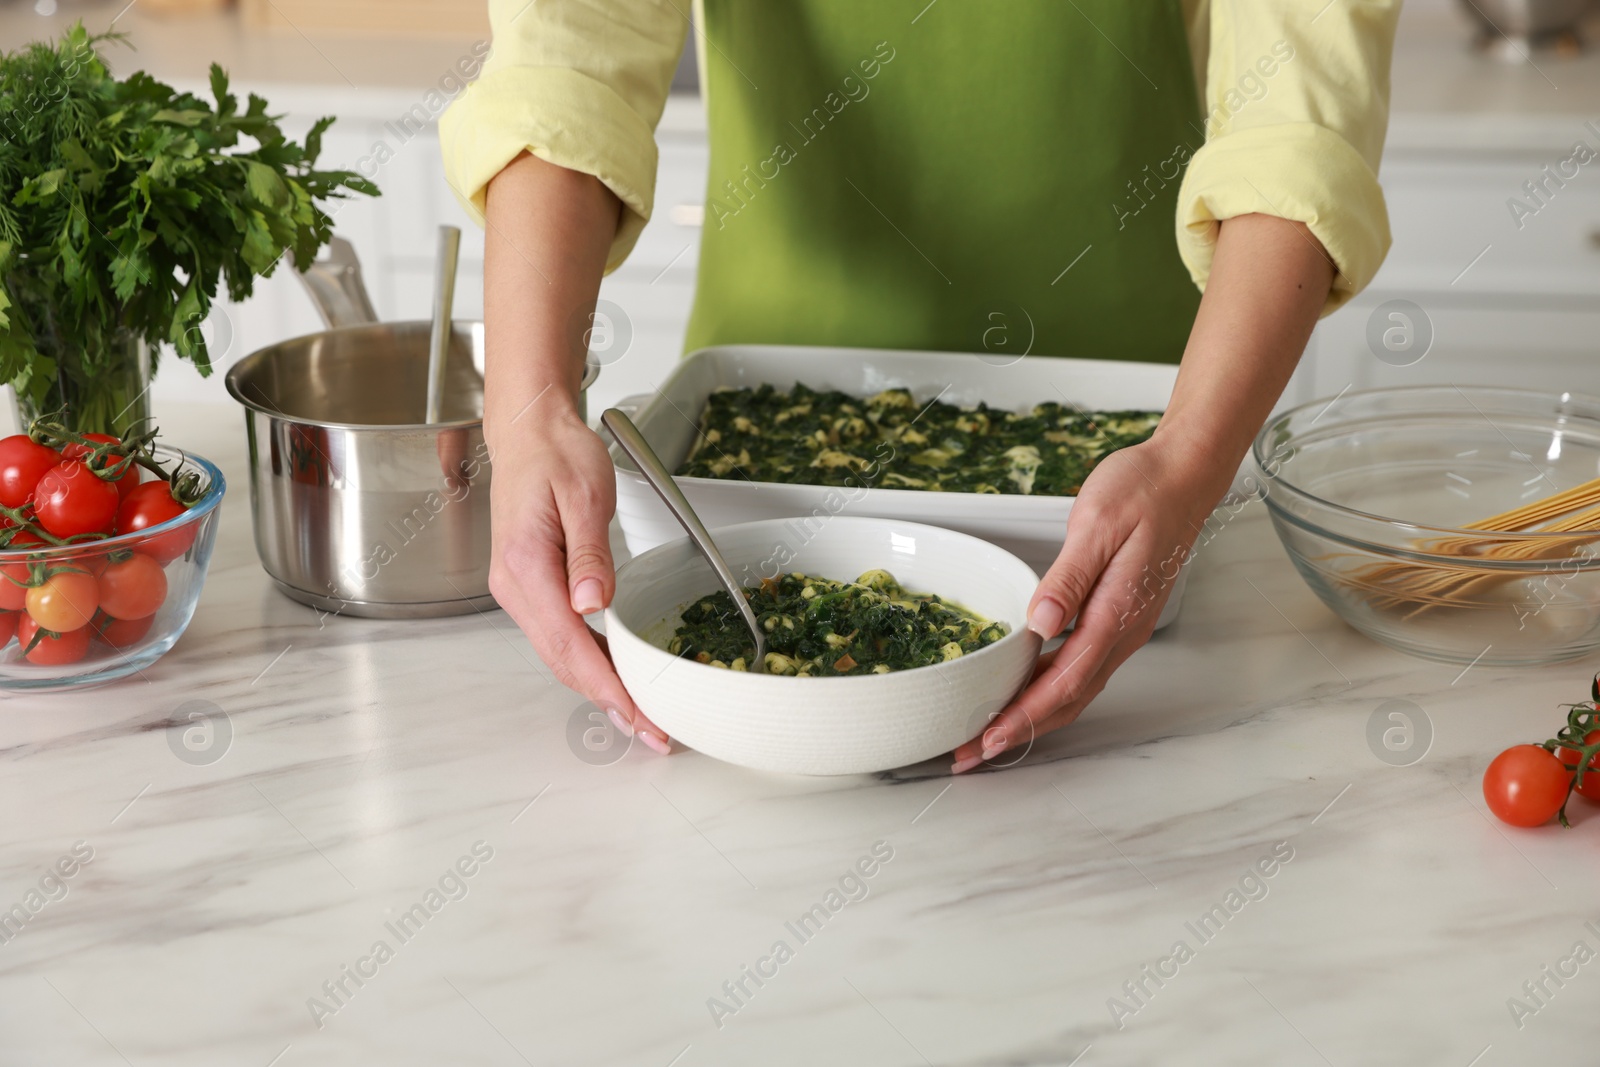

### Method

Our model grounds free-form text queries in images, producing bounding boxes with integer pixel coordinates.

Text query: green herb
[677,383,1161,496]
[0,24,379,433]
[667,570,1008,676]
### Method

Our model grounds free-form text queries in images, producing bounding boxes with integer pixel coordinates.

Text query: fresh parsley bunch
[0,24,378,431]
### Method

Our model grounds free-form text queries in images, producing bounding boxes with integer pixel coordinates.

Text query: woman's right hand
[487,407,673,755]
[478,150,666,754]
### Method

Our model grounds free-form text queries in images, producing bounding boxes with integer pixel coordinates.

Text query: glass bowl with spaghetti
[1255,386,1600,666]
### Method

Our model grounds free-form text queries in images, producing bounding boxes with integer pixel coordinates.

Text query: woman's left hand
[949,435,1231,773]
[948,212,1336,773]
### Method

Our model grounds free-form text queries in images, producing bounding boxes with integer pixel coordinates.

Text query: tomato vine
[1537,672,1600,828]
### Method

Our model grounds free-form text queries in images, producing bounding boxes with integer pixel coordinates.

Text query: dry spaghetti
[1341,476,1600,617]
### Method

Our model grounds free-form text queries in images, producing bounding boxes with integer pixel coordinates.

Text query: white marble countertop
[2,400,1598,1065]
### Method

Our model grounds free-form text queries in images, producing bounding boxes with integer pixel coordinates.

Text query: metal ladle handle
[425,226,461,424]
[600,408,767,673]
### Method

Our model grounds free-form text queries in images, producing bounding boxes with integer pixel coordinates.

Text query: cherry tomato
[33,460,119,538]
[0,531,45,612]
[92,611,153,648]
[17,615,90,666]
[116,481,194,564]
[1483,745,1571,827]
[24,570,99,632]
[0,435,61,508]
[72,551,113,579]
[63,434,139,501]
[1555,728,1600,802]
[97,553,166,620]
[0,611,17,646]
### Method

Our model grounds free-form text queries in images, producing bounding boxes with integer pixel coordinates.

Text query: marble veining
[0,402,1596,1065]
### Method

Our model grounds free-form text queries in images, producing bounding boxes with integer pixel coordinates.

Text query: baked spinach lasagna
[675,383,1161,495]
[667,570,1007,675]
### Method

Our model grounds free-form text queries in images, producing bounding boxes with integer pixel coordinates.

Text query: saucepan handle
[293,236,379,329]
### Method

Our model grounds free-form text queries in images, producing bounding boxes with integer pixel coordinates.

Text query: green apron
[685,0,1203,363]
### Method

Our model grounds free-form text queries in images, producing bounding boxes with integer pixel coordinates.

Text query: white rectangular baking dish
[609,344,1189,629]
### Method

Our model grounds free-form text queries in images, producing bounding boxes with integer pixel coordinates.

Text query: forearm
[482,151,621,448]
[1155,212,1334,495]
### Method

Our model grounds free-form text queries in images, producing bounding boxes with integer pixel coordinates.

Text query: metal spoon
[601,408,767,673]
[424,225,461,424]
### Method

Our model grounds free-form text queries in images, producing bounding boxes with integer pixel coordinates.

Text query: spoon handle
[424,225,461,424]
[601,408,767,671]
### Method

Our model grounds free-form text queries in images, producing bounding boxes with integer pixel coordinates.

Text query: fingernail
[572,577,604,614]
[981,742,1005,762]
[951,756,983,775]
[1028,597,1065,639]
[638,731,672,756]
[606,707,633,737]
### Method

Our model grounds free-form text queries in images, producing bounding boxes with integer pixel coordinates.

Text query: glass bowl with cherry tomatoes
[0,425,224,691]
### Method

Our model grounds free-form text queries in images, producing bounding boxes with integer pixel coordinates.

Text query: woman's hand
[487,410,673,755]
[949,212,1336,773]
[481,151,671,754]
[948,438,1225,773]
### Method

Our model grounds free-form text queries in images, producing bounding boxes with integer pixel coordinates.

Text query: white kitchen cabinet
[1377,157,1600,298]
[1308,297,1600,398]
[1300,151,1600,405]
[1290,0,1600,410]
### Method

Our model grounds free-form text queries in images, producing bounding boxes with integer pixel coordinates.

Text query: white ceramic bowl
[605,517,1043,775]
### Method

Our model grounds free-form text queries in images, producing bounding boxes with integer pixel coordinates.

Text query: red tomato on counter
[1483,745,1571,827]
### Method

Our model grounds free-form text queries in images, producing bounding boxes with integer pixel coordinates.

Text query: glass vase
[12,329,152,438]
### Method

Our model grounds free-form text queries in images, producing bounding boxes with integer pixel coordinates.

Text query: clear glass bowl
[0,447,225,691]
[1254,386,1600,666]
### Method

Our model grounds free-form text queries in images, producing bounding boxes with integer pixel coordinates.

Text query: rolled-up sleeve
[439,0,688,272]
[1176,2,1399,315]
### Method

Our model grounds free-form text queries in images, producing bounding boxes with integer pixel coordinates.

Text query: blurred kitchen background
[0,0,1597,422]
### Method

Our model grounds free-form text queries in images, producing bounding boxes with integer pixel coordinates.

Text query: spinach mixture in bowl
[666,570,1008,676]
[676,383,1161,495]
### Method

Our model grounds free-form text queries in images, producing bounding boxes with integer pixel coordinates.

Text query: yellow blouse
[440,0,1398,315]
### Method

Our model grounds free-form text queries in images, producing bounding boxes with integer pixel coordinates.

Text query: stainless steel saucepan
[226,243,599,618]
